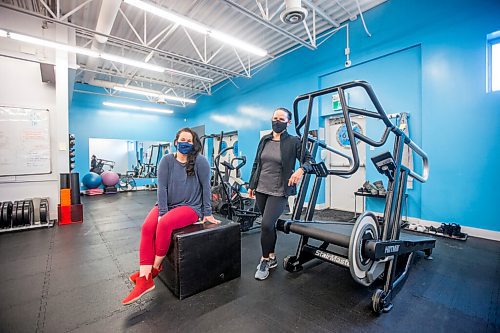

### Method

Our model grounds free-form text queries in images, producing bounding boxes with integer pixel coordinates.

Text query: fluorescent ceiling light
[9,32,99,58]
[124,0,268,57]
[125,0,208,34]
[161,95,196,104]
[113,86,196,104]
[103,101,174,114]
[100,53,164,72]
[164,67,212,81]
[0,29,212,82]
[114,86,161,97]
[210,31,267,57]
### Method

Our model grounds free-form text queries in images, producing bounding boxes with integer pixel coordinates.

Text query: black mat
[0,191,498,332]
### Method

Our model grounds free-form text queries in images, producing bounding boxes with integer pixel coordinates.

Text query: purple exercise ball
[101,171,119,186]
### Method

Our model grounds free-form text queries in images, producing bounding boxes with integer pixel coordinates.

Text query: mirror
[89,138,171,177]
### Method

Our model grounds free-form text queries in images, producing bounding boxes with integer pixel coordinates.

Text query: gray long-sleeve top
[156,154,212,218]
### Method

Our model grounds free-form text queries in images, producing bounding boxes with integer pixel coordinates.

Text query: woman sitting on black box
[248,107,314,280]
[122,127,220,305]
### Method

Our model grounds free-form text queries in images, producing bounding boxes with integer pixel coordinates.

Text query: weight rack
[0,197,55,234]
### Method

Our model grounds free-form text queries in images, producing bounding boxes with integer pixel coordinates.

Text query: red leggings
[139,206,198,265]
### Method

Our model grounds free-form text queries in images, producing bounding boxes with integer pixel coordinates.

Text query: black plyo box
[159,221,241,299]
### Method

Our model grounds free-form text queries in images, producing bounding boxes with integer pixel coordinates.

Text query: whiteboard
[0,106,51,176]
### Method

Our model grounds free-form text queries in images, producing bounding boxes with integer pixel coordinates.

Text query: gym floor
[1,191,498,333]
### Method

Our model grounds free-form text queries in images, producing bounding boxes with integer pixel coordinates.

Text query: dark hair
[174,127,202,176]
[275,107,292,121]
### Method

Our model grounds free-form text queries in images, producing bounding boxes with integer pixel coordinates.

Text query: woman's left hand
[203,215,221,224]
[288,168,305,186]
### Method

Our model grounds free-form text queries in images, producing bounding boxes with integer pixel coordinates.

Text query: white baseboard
[135,186,157,191]
[303,202,328,210]
[458,225,500,242]
[370,212,500,242]
[315,203,329,210]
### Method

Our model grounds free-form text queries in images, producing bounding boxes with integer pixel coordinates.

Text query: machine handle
[404,137,429,183]
[214,146,234,165]
[309,136,354,172]
[292,80,429,178]
[231,156,247,170]
[294,98,360,176]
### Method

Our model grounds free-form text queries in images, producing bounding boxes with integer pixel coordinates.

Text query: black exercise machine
[277,80,435,313]
[91,158,115,175]
[201,131,224,186]
[211,145,259,232]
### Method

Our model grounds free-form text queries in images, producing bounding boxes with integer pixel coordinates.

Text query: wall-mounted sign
[336,121,363,148]
[332,93,341,112]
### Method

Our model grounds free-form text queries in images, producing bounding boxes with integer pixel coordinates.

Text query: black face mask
[272,120,288,133]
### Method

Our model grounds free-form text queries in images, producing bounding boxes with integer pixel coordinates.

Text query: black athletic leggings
[255,192,288,258]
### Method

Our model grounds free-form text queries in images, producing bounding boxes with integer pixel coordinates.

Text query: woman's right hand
[248,188,255,198]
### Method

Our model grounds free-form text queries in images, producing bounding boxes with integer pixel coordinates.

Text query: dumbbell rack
[0,198,55,234]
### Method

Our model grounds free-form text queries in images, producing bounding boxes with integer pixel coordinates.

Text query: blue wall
[69,84,187,179]
[186,0,500,231]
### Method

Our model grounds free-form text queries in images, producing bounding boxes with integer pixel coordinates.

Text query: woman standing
[248,108,314,280]
[122,128,220,305]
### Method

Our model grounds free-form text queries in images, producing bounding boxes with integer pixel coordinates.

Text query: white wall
[0,10,74,219]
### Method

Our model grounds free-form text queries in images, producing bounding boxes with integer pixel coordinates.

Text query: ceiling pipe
[81,80,188,108]
[82,0,122,83]
[77,65,209,94]
[88,78,116,89]
[221,0,315,50]
[0,3,244,77]
[302,0,339,28]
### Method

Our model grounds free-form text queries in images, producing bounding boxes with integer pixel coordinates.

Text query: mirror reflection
[89,138,171,178]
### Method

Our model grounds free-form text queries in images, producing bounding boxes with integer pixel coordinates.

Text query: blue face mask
[177,141,193,154]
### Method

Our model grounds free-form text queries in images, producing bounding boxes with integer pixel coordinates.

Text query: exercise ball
[101,171,119,186]
[82,172,102,189]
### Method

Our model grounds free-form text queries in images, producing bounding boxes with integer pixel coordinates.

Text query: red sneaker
[129,265,163,284]
[122,274,155,305]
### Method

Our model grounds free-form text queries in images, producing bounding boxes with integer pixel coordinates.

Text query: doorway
[326,116,366,212]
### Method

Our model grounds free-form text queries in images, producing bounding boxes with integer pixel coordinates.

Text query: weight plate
[11,201,17,226]
[13,201,22,227]
[32,197,41,224]
[40,203,47,224]
[22,201,30,225]
[2,201,12,228]
[20,201,25,225]
[0,202,4,228]
[348,211,379,286]
[28,200,34,225]
[18,201,25,226]
[6,201,13,228]
[40,199,49,223]
[10,201,15,226]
